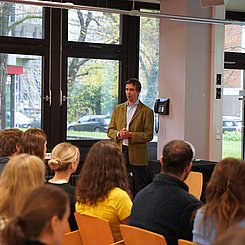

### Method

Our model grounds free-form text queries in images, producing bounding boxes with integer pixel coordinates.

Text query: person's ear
[160,156,164,166]
[186,162,192,174]
[70,161,78,172]
[50,215,59,232]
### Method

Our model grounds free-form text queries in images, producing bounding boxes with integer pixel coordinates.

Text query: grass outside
[222,140,242,158]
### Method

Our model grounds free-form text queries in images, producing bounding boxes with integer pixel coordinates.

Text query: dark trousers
[122,145,152,198]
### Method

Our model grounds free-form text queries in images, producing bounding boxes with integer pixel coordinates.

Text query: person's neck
[127,99,138,106]
[49,171,71,183]
[160,171,184,181]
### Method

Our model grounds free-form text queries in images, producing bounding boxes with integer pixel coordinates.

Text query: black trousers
[122,145,152,198]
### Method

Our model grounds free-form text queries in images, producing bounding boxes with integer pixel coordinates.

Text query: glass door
[222,69,244,158]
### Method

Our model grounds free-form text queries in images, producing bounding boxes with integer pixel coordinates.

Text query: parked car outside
[27,115,41,128]
[67,115,111,132]
[223,116,242,132]
[14,112,31,128]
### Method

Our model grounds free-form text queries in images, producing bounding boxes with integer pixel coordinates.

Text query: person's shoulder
[139,101,153,111]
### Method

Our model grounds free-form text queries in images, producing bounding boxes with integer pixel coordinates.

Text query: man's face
[125,83,140,103]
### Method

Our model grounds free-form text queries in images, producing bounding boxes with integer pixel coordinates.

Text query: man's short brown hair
[0,129,23,156]
[161,140,194,174]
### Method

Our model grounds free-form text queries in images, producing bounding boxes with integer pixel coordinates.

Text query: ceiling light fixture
[2,0,245,26]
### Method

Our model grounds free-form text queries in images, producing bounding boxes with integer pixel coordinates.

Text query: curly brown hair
[203,157,245,234]
[76,141,130,206]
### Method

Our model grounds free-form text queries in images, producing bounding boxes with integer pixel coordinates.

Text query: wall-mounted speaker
[200,0,225,7]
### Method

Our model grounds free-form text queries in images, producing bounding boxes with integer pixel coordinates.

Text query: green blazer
[107,101,154,166]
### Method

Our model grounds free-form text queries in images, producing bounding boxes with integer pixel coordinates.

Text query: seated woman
[75,141,132,242]
[46,142,80,231]
[2,185,70,245]
[18,128,47,161]
[192,157,245,245]
[0,154,45,236]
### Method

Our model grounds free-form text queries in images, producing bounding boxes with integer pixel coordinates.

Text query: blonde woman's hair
[0,154,45,218]
[48,142,80,172]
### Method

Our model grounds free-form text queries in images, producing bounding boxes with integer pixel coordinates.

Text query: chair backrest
[74,212,114,245]
[178,239,198,245]
[120,224,167,245]
[62,230,83,245]
[66,221,71,233]
[184,171,203,199]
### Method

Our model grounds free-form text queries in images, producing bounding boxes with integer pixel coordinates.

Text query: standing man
[107,78,154,197]
[129,140,202,245]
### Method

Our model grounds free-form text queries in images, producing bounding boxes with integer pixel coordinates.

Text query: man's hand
[119,128,132,139]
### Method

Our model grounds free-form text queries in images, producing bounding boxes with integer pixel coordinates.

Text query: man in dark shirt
[129,139,202,245]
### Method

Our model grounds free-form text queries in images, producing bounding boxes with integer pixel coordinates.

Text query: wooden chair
[120,224,167,245]
[178,239,198,245]
[66,221,71,233]
[62,230,83,245]
[74,212,122,245]
[184,171,203,199]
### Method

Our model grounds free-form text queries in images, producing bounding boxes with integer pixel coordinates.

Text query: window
[68,9,120,44]
[0,53,42,129]
[139,10,159,110]
[225,25,245,53]
[66,58,119,140]
[0,2,43,38]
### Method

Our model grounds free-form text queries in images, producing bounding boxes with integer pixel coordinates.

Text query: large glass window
[225,25,245,53]
[139,10,159,110]
[0,2,43,38]
[222,69,243,158]
[66,58,119,140]
[68,10,120,44]
[0,53,42,130]
[139,10,159,141]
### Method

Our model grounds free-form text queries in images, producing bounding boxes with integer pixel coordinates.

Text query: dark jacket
[129,174,202,245]
[0,156,9,173]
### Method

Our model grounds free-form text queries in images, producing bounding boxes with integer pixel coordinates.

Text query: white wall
[157,0,225,160]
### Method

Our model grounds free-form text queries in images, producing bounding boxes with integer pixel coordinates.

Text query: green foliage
[223,131,242,142]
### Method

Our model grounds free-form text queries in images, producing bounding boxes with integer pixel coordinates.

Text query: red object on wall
[7,65,23,75]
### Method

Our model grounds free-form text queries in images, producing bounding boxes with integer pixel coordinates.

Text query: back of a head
[76,140,129,205]
[0,154,45,217]
[161,139,194,175]
[48,142,80,172]
[18,128,47,160]
[204,157,245,229]
[212,226,245,245]
[0,128,23,157]
[2,185,69,245]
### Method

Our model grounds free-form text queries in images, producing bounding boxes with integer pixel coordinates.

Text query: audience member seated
[0,154,45,242]
[75,141,132,242]
[0,128,23,173]
[46,142,80,231]
[1,185,70,245]
[192,157,245,245]
[129,139,202,245]
[18,128,47,161]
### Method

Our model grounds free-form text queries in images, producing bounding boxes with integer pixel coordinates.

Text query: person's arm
[107,106,120,142]
[121,217,130,224]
